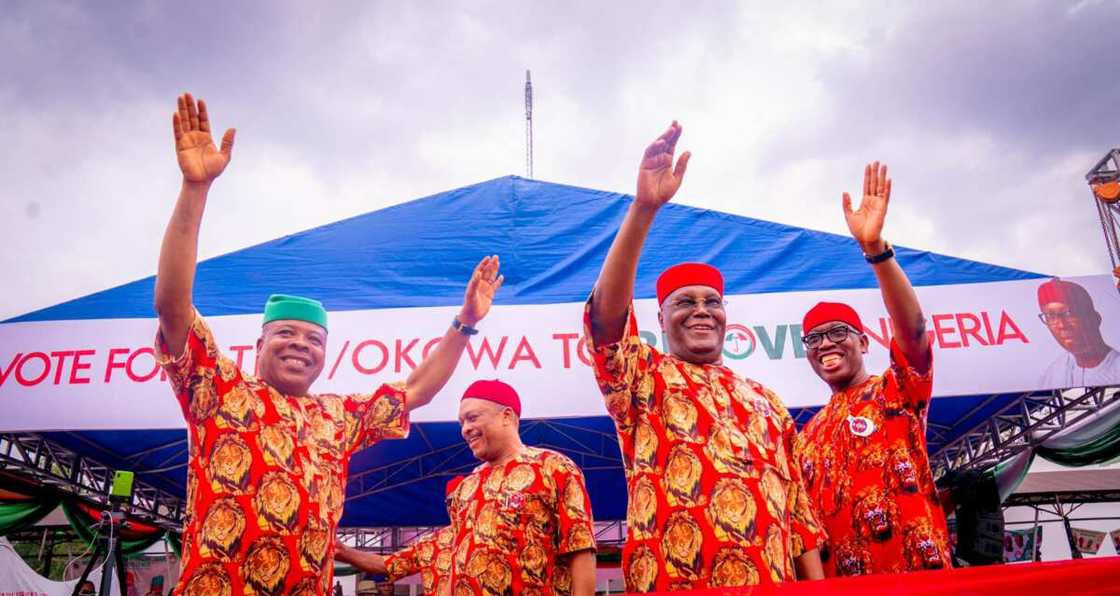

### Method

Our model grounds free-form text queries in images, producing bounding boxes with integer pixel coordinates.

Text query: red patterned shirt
[384,523,579,596]
[793,340,950,576]
[385,526,455,594]
[445,447,595,595]
[584,303,823,592]
[155,313,409,596]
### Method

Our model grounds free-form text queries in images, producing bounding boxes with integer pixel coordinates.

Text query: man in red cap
[437,379,597,595]
[154,93,505,595]
[1037,278,1119,388]
[585,122,824,592]
[335,474,586,595]
[793,162,949,577]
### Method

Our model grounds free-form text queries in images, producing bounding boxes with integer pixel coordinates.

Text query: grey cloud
[1,1,1114,321]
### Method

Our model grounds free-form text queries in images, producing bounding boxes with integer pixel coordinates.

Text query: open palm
[843,161,891,248]
[636,121,691,208]
[460,255,504,325]
[173,93,235,184]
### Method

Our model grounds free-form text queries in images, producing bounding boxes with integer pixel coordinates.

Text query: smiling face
[804,321,869,392]
[458,398,518,463]
[658,285,726,364]
[255,320,326,396]
[1041,300,1103,356]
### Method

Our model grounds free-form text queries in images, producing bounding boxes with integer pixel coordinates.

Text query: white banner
[1,274,1118,431]
[1071,527,1107,555]
[0,537,117,596]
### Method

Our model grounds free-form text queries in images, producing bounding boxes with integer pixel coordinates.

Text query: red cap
[656,263,724,305]
[461,379,521,417]
[1037,279,1093,312]
[803,302,864,334]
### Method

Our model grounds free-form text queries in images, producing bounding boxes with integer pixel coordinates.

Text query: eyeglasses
[801,325,859,348]
[669,297,726,313]
[1038,310,1077,325]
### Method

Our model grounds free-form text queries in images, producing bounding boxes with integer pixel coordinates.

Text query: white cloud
[1,1,1114,321]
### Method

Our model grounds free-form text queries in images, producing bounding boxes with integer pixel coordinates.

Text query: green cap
[263,294,328,331]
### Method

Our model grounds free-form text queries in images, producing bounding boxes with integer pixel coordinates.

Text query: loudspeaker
[939,468,1005,566]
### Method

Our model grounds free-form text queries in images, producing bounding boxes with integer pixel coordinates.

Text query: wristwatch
[864,242,895,264]
[452,316,479,336]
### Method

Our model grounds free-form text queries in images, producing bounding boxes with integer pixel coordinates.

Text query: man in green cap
[153,93,504,595]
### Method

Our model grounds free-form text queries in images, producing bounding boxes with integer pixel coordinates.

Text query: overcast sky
[2,1,1116,320]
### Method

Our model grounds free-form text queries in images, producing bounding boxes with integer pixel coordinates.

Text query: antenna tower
[525,70,534,179]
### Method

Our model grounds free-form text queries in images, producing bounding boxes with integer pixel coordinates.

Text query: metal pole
[1062,512,1083,560]
[525,70,534,179]
[1031,506,1041,562]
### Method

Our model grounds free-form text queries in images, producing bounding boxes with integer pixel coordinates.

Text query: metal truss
[8,385,1113,532]
[345,419,623,501]
[0,433,184,530]
[930,385,1120,479]
[1004,489,1120,508]
[337,520,629,553]
[592,520,626,546]
[336,525,444,551]
[1085,148,1120,273]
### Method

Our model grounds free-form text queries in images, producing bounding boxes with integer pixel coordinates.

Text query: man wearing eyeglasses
[1037,278,1119,388]
[792,162,950,577]
[584,122,825,591]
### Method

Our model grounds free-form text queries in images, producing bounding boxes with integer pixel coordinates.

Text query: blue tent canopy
[11,176,1043,526]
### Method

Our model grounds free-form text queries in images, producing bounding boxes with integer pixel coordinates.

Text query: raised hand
[843,161,891,252]
[635,121,691,209]
[173,93,236,184]
[459,255,504,326]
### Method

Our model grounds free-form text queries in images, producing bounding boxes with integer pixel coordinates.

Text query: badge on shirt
[505,491,525,510]
[847,415,876,437]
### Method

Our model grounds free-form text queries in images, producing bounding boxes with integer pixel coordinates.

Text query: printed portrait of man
[1036,278,1120,388]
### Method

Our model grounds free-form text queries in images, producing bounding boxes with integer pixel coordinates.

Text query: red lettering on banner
[467,337,508,369]
[955,313,988,347]
[553,333,580,368]
[508,337,542,369]
[981,312,996,345]
[931,314,961,348]
[352,340,389,375]
[0,353,21,387]
[395,339,419,372]
[996,311,1029,344]
[575,338,593,366]
[126,347,160,382]
[70,349,95,384]
[229,345,253,370]
[104,348,130,382]
[865,318,891,350]
[16,352,50,386]
[50,351,76,384]
[870,311,1027,350]
[422,338,440,360]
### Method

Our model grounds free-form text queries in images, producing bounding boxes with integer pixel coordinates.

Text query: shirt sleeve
[550,454,597,555]
[345,381,411,453]
[883,338,934,420]
[787,469,827,557]
[154,310,231,423]
[385,527,443,581]
[582,296,658,432]
[773,393,826,557]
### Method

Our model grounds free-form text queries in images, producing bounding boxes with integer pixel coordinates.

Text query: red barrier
[660,557,1120,595]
